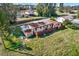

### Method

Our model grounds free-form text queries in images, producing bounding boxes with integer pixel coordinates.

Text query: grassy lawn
[24,28,79,56]
[1,28,79,56]
[0,37,29,56]
[16,17,46,21]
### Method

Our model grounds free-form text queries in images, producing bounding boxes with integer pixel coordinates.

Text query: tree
[63,20,79,29]
[0,3,17,49]
[36,3,44,16]
[77,10,79,18]
[50,17,56,21]
[43,6,49,17]
[48,3,57,17]
[63,20,72,25]
[36,3,57,17]
[59,3,64,13]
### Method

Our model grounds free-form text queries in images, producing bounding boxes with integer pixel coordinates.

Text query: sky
[14,3,79,6]
[64,3,79,6]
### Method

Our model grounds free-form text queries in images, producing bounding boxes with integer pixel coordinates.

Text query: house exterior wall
[23,30,33,37]
[33,24,54,36]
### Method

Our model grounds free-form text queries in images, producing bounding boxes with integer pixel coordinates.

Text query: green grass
[24,28,79,56]
[17,17,46,21]
[0,37,30,56]
[1,28,79,56]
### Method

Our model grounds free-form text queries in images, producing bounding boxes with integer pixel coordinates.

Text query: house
[63,15,73,21]
[20,25,33,37]
[20,20,64,38]
[17,10,35,18]
[56,17,65,23]
[56,16,73,23]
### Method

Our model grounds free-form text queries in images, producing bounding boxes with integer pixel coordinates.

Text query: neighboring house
[56,16,73,23]
[63,15,73,20]
[17,10,35,18]
[69,10,78,14]
[56,17,65,23]
[20,20,64,38]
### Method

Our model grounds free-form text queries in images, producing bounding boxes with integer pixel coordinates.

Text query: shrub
[8,35,23,50]
[50,17,56,21]
[76,10,79,18]
[11,40,23,50]
[4,40,12,48]
[63,20,79,29]
[63,20,72,25]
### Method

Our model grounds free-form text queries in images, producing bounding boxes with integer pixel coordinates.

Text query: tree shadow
[0,42,2,45]
[25,47,32,50]
[5,42,33,56]
[18,45,32,51]
[2,40,34,56]
[70,27,79,30]
[6,48,34,56]
[11,42,32,51]
[28,35,36,39]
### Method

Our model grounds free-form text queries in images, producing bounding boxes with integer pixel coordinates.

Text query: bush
[4,35,23,49]
[76,10,79,18]
[63,20,79,29]
[4,40,12,48]
[11,41,23,50]
[8,35,23,50]
[68,24,79,29]
[50,17,56,21]
[63,20,72,25]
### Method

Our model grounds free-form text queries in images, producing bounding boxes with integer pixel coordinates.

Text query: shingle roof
[29,23,39,28]
[29,21,52,28]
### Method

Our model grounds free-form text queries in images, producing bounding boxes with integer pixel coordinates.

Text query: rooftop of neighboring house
[56,15,74,23]
[62,15,73,19]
